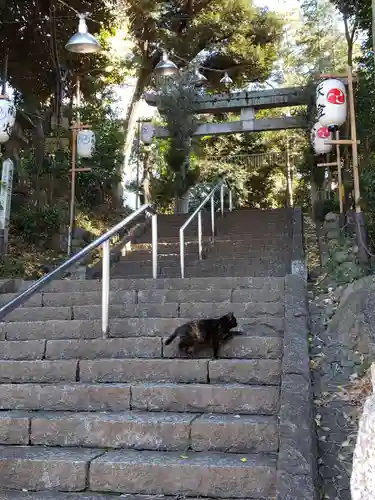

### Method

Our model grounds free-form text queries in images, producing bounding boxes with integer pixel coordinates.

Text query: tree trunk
[174,191,190,214]
[119,67,153,205]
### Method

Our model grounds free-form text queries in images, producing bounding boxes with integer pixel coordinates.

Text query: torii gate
[142,86,310,139]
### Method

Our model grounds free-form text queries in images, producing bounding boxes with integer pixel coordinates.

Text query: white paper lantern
[316,78,347,129]
[141,123,154,145]
[311,122,333,155]
[77,129,96,158]
[0,97,16,144]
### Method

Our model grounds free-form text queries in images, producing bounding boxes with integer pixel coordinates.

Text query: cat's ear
[227,312,234,319]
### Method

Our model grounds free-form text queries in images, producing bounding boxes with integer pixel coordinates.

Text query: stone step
[0,493,135,500]
[15,276,283,293]
[132,240,210,249]
[3,285,286,308]
[136,287,284,303]
[0,289,138,308]
[0,446,102,491]
[88,449,277,498]
[0,383,279,414]
[79,358,281,384]
[0,336,282,362]
[186,256,290,266]
[122,252,200,261]
[131,383,279,414]
[111,261,189,273]
[0,494,276,500]
[135,236,206,244]
[0,360,78,383]
[0,410,278,453]
[1,317,284,342]
[3,301,284,322]
[112,269,183,279]
[0,383,132,411]
[207,246,291,256]
[182,266,289,278]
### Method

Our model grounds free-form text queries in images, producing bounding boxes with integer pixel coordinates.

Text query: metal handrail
[179,181,232,278]
[0,204,158,337]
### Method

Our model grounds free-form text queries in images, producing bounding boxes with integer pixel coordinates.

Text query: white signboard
[0,158,14,232]
[141,123,154,144]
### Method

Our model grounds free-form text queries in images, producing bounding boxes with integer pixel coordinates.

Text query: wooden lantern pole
[67,76,92,256]
[335,130,344,217]
[323,66,368,262]
[347,66,361,214]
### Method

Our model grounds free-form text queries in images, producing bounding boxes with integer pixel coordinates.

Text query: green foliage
[75,91,124,210]
[156,73,199,203]
[0,1,123,103]
[0,256,25,279]
[124,0,283,87]
[12,204,63,245]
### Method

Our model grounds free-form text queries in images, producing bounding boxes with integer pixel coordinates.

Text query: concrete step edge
[0,410,278,452]
[0,358,282,385]
[0,382,280,414]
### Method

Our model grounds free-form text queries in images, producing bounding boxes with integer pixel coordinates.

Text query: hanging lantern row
[77,128,96,158]
[315,78,347,130]
[0,96,16,145]
[154,52,234,86]
[311,122,333,156]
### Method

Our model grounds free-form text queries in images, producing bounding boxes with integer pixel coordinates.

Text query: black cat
[165,312,238,358]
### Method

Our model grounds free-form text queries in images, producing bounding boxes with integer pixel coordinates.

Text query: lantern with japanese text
[316,78,347,129]
[0,97,16,144]
[77,129,96,158]
[311,122,333,155]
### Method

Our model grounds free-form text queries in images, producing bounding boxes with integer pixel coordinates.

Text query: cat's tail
[165,329,179,345]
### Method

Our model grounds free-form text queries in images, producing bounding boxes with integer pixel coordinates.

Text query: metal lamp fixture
[65,13,102,54]
[220,72,233,86]
[192,68,207,85]
[154,51,179,77]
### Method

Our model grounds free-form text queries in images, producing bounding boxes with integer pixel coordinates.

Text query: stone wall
[351,364,375,500]
[320,212,363,285]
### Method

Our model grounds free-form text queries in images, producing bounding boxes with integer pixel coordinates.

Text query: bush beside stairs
[0,208,315,499]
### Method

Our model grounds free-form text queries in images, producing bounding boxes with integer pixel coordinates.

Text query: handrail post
[180,228,185,278]
[220,184,224,216]
[229,189,233,212]
[198,211,203,260]
[152,213,158,279]
[102,239,110,339]
[211,195,215,241]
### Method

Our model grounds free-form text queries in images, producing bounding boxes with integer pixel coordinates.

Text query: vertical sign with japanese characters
[0,158,14,252]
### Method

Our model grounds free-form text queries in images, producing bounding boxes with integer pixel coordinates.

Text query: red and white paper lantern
[0,96,16,144]
[311,122,333,155]
[77,129,96,158]
[316,78,347,129]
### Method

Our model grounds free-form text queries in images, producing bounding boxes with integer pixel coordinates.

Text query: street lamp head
[220,72,233,87]
[192,68,207,86]
[154,52,179,77]
[65,13,102,54]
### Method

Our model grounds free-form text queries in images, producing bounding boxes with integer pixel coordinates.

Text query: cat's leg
[179,338,195,358]
[212,338,220,359]
[222,331,236,344]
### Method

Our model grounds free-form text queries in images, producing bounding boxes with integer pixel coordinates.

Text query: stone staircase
[113,208,294,278]
[0,208,315,499]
